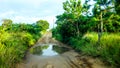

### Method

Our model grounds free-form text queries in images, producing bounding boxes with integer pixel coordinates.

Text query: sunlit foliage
[52,0,120,67]
[0,19,49,68]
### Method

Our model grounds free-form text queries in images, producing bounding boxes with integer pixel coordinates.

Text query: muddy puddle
[29,44,70,56]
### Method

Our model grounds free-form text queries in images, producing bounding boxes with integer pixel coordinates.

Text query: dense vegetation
[0,19,49,68]
[52,0,120,67]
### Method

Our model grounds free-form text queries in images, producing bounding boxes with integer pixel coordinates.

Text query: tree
[62,0,85,37]
[114,0,120,15]
[2,19,12,28]
[36,20,49,31]
[92,0,114,44]
[53,0,91,43]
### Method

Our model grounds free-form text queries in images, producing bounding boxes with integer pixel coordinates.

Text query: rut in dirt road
[16,32,110,68]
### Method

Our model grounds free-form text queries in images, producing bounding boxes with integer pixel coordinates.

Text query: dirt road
[16,32,110,68]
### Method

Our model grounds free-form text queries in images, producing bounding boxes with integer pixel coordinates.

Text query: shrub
[100,33,120,67]
[76,32,120,67]
[0,21,43,68]
[0,31,36,68]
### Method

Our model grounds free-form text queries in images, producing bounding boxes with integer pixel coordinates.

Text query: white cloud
[0,0,64,9]
[0,11,16,18]
[0,0,64,28]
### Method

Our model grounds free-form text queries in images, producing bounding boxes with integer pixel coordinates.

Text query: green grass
[70,32,120,67]
[0,31,39,68]
[0,44,26,68]
[99,33,120,67]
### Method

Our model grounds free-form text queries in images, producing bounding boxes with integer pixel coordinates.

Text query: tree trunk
[100,12,103,36]
[77,22,80,37]
[98,12,103,45]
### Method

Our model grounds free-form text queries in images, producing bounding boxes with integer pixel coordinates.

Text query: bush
[0,31,39,68]
[99,33,120,67]
[52,28,63,42]
[21,32,35,47]
[0,32,28,68]
[0,20,45,68]
[72,32,120,67]
[69,33,99,56]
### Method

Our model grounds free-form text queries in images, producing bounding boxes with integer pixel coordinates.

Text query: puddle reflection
[30,44,70,56]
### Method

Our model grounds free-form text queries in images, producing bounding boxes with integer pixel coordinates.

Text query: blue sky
[0,0,65,28]
[0,0,95,29]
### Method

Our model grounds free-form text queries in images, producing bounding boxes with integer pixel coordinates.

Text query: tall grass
[0,31,37,68]
[0,44,28,68]
[99,33,120,67]
[70,32,120,67]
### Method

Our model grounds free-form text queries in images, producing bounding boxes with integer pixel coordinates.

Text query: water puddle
[30,44,70,56]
